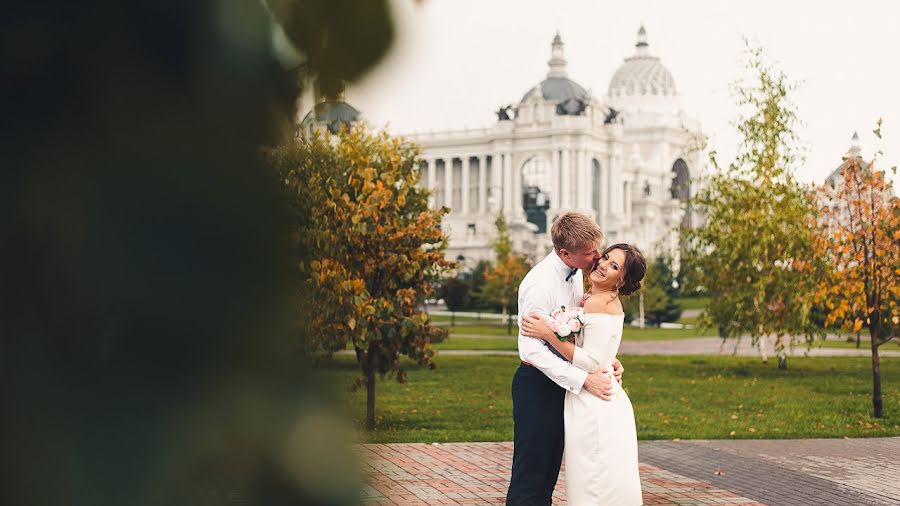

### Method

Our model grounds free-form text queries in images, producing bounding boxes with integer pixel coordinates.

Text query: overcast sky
[336,0,899,184]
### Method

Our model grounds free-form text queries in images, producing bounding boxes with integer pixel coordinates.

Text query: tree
[686,42,820,369]
[643,258,683,326]
[481,213,532,334]
[267,126,453,431]
[467,258,493,310]
[807,120,900,417]
[437,276,472,326]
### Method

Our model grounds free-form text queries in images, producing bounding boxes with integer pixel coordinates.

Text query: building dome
[520,77,590,104]
[826,131,868,186]
[519,33,591,113]
[299,98,360,135]
[608,26,676,98]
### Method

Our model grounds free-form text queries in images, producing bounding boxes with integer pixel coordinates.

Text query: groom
[506,212,624,506]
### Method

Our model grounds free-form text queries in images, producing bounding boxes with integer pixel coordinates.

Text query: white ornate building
[405,27,705,267]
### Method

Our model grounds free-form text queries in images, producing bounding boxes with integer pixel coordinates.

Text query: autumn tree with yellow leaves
[266,126,453,430]
[808,120,900,418]
[481,212,532,334]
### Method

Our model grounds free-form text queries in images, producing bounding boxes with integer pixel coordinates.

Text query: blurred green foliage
[1,1,395,505]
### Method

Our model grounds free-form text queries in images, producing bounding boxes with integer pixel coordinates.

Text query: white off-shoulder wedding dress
[564,313,643,506]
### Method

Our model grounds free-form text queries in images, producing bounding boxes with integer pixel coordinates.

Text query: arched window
[521,156,552,233]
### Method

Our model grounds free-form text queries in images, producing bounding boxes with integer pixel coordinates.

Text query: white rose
[556,322,572,337]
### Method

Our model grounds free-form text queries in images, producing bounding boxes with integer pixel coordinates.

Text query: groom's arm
[517,279,588,394]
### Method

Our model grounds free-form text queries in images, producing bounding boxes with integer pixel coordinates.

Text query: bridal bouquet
[547,305,585,342]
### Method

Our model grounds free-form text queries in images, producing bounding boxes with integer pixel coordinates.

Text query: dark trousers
[506,363,566,506]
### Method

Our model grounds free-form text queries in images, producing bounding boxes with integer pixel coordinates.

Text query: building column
[444,157,454,210]
[561,149,571,209]
[513,155,524,218]
[490,154,502,212]
[550,149,560,211]
[576,150,587,210]
[461,156,470,215]
[583,152,592,213]
[427,158,436,208]
[503,153,513,214]
[477,155,487,214]
[624,181,632,225]
[615,155,624,214]
[603,162,611,216]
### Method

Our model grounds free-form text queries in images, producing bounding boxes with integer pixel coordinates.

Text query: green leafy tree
[266,126,452,430]
[481,213,532,334]
[807,120,900,417]
[643,259,683,326]
[467,258,493,310]
[687,42,820,369]
[437,276,472,326]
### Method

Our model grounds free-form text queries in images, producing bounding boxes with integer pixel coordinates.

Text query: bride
[520,243,647,506]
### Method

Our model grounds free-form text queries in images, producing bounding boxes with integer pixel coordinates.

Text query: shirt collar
[548,250,577,278]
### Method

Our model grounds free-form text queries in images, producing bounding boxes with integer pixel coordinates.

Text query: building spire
[846,131,862,158]
[547,31,568,78]
[635,25,650,57]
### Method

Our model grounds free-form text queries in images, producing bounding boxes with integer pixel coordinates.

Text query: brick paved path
[359,442,766,505]
[360,439,900,505]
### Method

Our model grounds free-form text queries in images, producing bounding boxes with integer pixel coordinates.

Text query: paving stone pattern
[359,442,767,505]
[687,438,900,505]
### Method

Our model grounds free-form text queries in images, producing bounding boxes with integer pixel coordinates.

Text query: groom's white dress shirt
[517,250,588,394]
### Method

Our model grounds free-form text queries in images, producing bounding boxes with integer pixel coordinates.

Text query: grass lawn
[674,297,711,310]
[447,324,520,336]
[445,324,712,341]
[435,337,517,351]
[318,355,900,443]
[431,314,507,324]
[436,326,712,351]
[622,326,712,340]
[812,338,900,350]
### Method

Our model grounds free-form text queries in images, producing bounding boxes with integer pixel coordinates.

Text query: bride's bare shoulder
[583,295,605,313]
[608,297,624,315]
[583,292,624,315]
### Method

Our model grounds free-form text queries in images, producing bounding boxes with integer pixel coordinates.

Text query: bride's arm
[520,314,575,361]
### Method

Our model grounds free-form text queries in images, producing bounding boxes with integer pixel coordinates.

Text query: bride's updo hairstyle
[601,243,647,296]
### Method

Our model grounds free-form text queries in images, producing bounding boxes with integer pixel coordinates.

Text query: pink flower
[570,319,581,332]
[547,319,559,333]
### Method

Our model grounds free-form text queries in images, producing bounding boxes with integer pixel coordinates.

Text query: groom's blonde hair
[551,212,603,252]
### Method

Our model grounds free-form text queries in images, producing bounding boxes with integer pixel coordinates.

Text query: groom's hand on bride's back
[582,370,613,401]
[612,358,624,385]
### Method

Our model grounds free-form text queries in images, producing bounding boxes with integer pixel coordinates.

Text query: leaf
[348,318,356,330]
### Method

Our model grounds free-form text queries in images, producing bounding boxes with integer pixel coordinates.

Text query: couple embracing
[506,212,647,506]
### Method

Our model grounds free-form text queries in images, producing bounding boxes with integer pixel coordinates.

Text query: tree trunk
[758,336,768,364]
[870,333,883,418]
[856,331,861,349]
[366,347,377,431]
[777,355,788,370]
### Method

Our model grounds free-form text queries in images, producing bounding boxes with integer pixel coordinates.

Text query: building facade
[406,27,705,267]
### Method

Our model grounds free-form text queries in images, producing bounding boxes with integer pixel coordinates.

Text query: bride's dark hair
[600,243,647,296]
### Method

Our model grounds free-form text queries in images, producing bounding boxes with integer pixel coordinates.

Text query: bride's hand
[521,313,554,341]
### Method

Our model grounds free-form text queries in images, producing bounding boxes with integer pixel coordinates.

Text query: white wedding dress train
[564,313,643,506]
